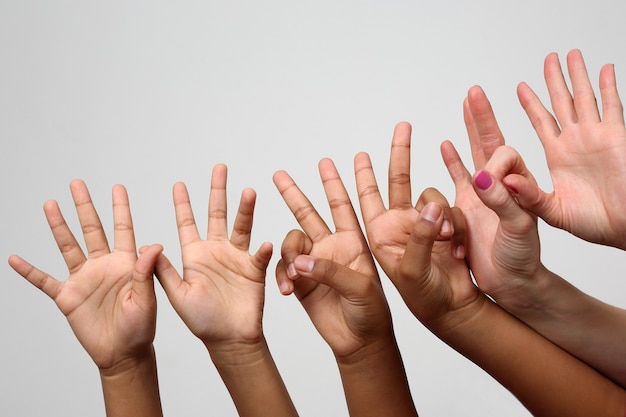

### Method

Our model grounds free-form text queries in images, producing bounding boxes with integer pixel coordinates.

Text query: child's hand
[8,180,162,371]
[274,158,392,359]
[511,49,626,250]
[440,88,549,308]
[355,122,465,282]
[154,164,273,350]
[275,158,417,417]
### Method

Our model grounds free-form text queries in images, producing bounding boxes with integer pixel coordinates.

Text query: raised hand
[8,180,163,417]
[274,158,391,358]
[511,49,626,249]
[355,122,465,282]
[154,164,272,347]
[9,180,161,369]
[274,158,417,417]
[153,164,296,417]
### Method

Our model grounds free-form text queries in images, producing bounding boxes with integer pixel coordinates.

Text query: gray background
[2,1,626,416]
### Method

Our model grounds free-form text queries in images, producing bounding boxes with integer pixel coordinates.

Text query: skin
[152,164,297,417]
[511,49,626,250]
[355,122,626,416]
[444,75,626,388]
[274,158,418,417]
[8,180,163,417]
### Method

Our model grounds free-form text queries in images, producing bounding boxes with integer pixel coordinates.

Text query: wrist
[205,336,269,369]
[98,345,157,379]
[335,332,400,368]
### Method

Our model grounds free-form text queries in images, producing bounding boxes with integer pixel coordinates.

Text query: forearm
[506,269,626,387]
[99,346,163,417]
[336,334,418,417]
[207,336,298,417]
[434,296,626,417]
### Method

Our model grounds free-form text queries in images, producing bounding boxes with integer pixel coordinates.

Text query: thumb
[292,255,374,299]
[397,202,443,289]
[473,170,536,235]
[132,244,163,301]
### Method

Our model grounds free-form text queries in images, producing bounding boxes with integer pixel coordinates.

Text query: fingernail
[441,219,452,235]
[454,245,466,259]
[287,263,298,279]
[421,202,442,222]
[279,281,291,295]
[294,255,315,273]
[475,171,492,190]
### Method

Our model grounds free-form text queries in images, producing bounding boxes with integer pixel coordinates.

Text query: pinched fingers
[277,229,313,295]
[396,202,444,290]
[132,244,163,306]
[475,145,549,224]
[415,187,466,259]
[473,148,538,231]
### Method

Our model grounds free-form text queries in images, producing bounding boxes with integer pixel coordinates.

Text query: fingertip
[293,254,315,274]
[420,202,443,224]
[279,280,294,296]
[474,170,493,191]
[453,244,466,260]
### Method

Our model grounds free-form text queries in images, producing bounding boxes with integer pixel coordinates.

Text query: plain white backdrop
[2,1,626,416]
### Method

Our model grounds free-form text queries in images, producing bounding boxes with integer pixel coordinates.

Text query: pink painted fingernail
[475,171,492,190]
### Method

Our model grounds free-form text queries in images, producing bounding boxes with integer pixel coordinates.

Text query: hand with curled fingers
[468,144,626,389]
[274,158,417,417]
[354,123,466,272]
[357,122,626,417]
[512,49,626,250]
[440,87,552,308]
[153,164,297,417]
[8,180,163,417]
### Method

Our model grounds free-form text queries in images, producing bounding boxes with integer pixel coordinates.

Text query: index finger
[465,86,506,170]
[273,169,331,242]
